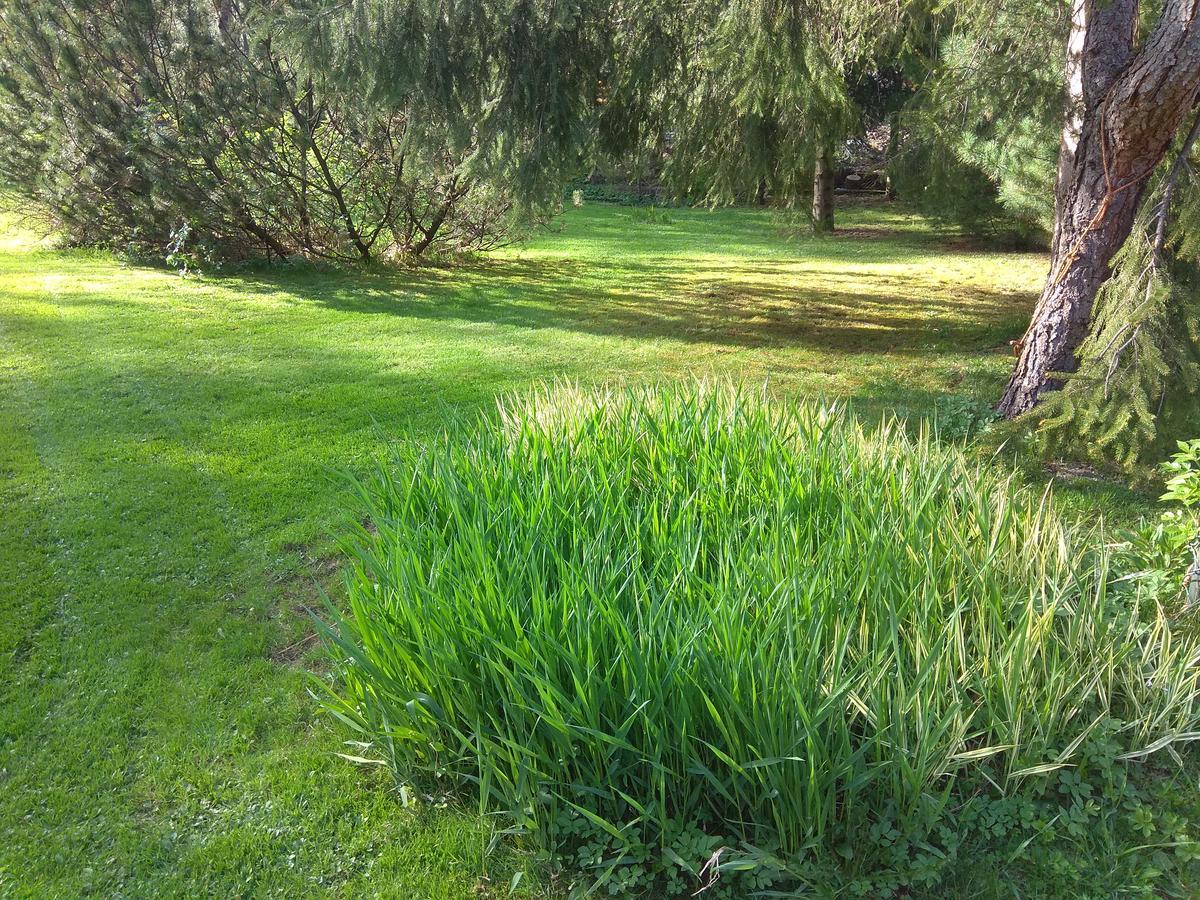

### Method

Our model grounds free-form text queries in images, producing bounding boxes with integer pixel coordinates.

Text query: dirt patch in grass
[1045,460,1106,481]
[269,548,344,668]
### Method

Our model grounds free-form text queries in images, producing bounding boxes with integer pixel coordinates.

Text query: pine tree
[278,0,914,232]
[998,0,1200,419]
[893,4,1063,242]
[0,0,526,261]
[899,0,1200,464]
[1040,113,1200,468]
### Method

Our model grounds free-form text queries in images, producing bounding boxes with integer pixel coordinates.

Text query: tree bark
[884,111,900,201]
[999,0,1200,418]
[1186,539,1200,608]
[410,177,468,256]
[812,146,834,234]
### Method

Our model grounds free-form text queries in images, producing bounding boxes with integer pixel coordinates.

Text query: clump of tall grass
[322,384,1200,892]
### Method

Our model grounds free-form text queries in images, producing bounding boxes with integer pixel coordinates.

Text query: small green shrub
[322,384,1200,895]
[932,394,998,442]
[890,141,1048,248]
[1120,440,1200,608]
[566,181,665,206]
[1162,439,1200,510]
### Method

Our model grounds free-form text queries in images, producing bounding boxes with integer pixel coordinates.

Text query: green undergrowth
[324,383,1200,897]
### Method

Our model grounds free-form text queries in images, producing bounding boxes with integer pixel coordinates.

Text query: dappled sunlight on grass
[175,204,1047,402]
[2,198,1147,896]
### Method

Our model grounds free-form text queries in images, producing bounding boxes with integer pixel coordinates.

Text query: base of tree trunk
[812,149,834,234]
[997,248,1113,419]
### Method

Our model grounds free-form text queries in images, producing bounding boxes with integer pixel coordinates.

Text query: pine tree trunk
[299,76,314,254]
[997,127,1146,417]
[812,147,834,234]
[999,0,1200,418]
[1186,540,1200,608]
[884,112,899,201]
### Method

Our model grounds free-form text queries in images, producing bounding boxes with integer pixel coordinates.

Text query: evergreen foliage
[275,0,622,206]
[0,0,527,262]
[280,0,916,220]
[890,5,1062,242]
[649,1,868,206]
[1040,121,1200,468]
[889,140,1022,239]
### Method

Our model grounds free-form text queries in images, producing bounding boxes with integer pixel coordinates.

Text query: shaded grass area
[0,200,1160,895]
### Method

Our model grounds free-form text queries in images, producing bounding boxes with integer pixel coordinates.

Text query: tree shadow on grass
[217,249,1037,356]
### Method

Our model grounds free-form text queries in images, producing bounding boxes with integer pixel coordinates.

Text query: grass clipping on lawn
[321,383,1200,882]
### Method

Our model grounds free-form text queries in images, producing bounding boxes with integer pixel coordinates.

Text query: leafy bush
[1164,440,1200,509]
[1120,440,1200,608]
[322,384,1200,895]
[932,394,998,442]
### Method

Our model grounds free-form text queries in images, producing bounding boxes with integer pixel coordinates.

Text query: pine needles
[1040,118,1200,469]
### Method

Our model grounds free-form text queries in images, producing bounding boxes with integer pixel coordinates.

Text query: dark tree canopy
[0,0,530,262]
[278,0,917,220]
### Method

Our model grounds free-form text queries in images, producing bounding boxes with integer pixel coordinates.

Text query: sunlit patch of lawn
[0,199,1159,895]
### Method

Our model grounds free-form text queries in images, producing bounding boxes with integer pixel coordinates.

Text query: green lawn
[0,200,1157,896]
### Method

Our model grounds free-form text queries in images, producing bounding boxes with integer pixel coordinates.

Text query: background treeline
[0,0,530,263]
[0,0,1066,262]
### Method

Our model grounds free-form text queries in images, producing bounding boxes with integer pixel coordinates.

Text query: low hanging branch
[1101,107,1200,395]
[1152,106,1200,263]
[1037,103,1200,468]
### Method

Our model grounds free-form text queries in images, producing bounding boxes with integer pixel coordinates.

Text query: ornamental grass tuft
[321,384,1200,894]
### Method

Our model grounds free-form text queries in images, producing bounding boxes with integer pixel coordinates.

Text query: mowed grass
[0,199,1153,896]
